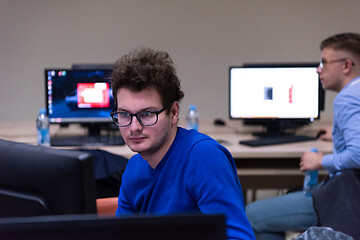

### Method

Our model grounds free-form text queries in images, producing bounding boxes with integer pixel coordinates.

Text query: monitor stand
[81,122,118,136]
[240,119,316,146]
[50,123,124,147]
[252,120,293,138]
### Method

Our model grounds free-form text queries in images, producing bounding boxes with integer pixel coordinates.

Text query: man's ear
[343,59,354,74]
[170,101,179,123]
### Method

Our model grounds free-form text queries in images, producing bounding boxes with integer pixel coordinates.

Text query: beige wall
[1,0,359,123]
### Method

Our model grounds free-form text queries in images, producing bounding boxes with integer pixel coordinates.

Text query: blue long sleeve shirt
[116,127,255,240]
[322,76,360,174]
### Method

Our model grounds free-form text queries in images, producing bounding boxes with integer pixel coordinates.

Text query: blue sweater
[116,127,255,240]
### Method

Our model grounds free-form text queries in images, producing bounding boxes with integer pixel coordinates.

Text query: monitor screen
[0,139,97,218]
[45,69,114,124]
[229,65,320,121]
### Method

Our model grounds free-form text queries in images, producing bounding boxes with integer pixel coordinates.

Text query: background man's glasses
[319,58,355,70]
[110,102,173,127]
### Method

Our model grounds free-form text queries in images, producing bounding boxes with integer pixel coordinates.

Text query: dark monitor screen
[229,63,324,135]
[0,139,97,218]
[0,214,226,240]
[45,69,114,124]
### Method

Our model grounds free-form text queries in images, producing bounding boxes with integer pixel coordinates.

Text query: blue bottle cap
[310,148,318,153]
[189,105,197,111]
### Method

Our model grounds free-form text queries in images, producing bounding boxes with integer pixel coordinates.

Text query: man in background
[246,33,360,239]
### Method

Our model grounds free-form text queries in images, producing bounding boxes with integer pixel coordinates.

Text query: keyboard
[51,135,125,147]
[239,135,317,147]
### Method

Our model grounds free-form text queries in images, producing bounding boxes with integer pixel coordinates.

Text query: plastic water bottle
[303,148,319,196]
[36,108,50,146]
[186,105,199,131]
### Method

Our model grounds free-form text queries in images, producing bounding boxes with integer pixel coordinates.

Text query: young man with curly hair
[110,47,255,240]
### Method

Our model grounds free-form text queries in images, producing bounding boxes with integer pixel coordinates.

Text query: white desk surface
[0,118,333,160]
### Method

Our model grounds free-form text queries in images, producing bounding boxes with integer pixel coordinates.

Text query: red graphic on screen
[77,83,110,108]
[289,84,293,103]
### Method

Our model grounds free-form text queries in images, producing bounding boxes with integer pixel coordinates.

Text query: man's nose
[129,115,143,130]
[316,64,323,74]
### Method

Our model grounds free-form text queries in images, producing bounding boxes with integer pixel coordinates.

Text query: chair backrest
[313,169,360,239]
[96,197,118,216]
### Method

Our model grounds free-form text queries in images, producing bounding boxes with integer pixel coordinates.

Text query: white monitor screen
[229,66,320,120]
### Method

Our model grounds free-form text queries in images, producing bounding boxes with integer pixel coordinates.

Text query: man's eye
[119,112,131,118]
[139,111,153,118]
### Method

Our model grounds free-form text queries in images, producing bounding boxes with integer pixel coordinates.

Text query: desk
[0,119,333,202]
[200,119,332,202]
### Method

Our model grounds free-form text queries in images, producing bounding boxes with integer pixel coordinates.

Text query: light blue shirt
[322,76,360,174]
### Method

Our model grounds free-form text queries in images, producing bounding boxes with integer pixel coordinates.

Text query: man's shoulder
[336,78,360,104]
[176,127,213,144]
[341,77,360,95]
[175,127,226,156]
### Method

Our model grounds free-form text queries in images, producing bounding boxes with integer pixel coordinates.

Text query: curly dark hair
[320,33,360,58]
[111,47,184,110]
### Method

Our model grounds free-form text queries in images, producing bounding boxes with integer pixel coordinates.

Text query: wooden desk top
[0,119,333,159]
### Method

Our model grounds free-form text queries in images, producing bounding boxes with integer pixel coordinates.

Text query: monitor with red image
[45,69,114,124]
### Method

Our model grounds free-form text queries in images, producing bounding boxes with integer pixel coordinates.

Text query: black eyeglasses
[110,102,173,127]
[319,58,355,70]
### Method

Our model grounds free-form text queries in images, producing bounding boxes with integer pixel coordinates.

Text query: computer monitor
[229,63,324,136]
[45,68,115,135]
[0,139,97,218]
[71,63,114,70]
[0,214,226,240]
[0,215,226,240]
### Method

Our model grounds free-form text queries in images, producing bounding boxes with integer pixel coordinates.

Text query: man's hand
[300,150,324,171]
[317,125,332,141]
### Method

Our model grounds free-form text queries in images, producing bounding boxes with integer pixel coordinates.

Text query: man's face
[317,48,348,92]
[116,87,178,157]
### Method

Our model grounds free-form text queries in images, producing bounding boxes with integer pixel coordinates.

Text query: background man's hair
[320,33,360,58]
